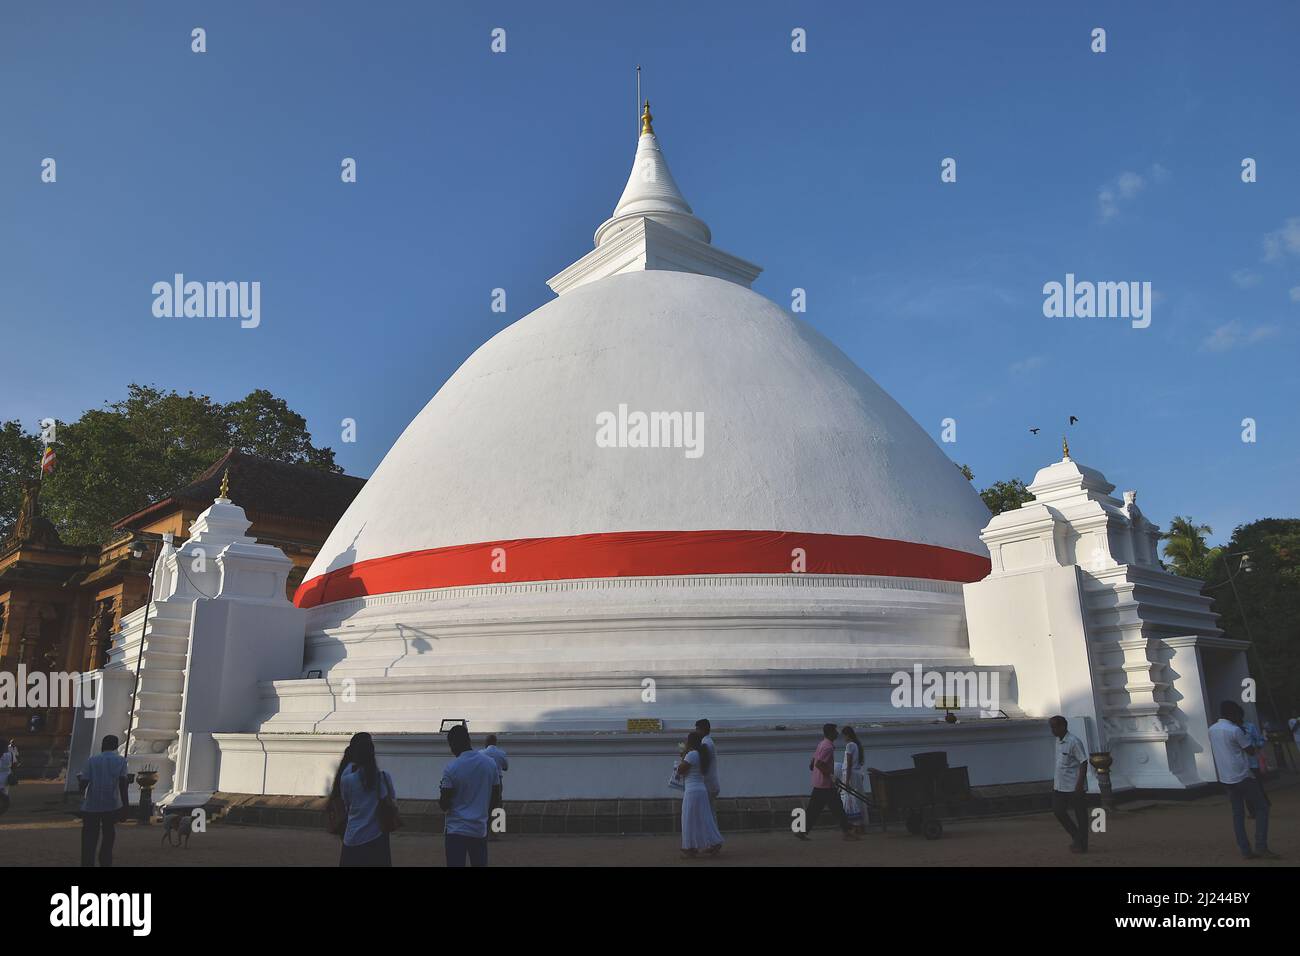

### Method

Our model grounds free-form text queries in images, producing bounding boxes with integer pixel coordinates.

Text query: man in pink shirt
[795,724,858,841]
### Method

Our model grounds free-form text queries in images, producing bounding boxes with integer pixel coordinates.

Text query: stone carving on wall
[86,599,117,671]
[1121,490,1162,568]
[22,604,64,672]
[18,611,41,663]
[10,479,62,547]
[1103,713,1180,742]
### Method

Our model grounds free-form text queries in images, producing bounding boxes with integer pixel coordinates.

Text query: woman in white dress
[839,725,866,834]
[676,731,723,857]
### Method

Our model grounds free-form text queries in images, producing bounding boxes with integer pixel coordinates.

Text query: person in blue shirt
[77,735,129,867]
[333,732,396,867]
[0,743,14,811]
[439,724,499,867]
[1240,718,1270,819]
[482,734,509,777]
[481,734,509,836]
[1209,701,1275,858]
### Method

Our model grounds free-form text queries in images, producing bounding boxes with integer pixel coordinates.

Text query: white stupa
[221,103,1031,798]
[73,104,1246,804]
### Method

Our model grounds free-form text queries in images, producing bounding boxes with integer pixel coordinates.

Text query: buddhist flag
[40,446,56,475]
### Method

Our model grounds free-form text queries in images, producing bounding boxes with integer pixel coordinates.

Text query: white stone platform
[213,717,1052,801]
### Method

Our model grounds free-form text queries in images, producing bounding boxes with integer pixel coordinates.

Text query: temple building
[67,105,1253,806]
[0,449,363,774]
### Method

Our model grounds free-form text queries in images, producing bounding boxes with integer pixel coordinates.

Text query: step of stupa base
[211,780,1062,836]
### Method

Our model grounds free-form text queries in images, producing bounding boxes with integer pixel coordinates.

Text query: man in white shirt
[77,735,130,867]
[439,724,500,867]
[1210,701,1277,859]
[695,718,721,812]
[1048,716,1090,854]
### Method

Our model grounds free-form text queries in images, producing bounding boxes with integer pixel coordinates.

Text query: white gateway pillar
[963,448,1244,791]
[166,488,306,805]
[82,479,307,806]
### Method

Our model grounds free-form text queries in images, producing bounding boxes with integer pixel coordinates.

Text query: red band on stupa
[293,529,991,609]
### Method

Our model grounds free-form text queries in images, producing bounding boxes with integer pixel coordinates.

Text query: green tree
[1204,519,1300,724]
[0,420,43,537]
[980,478,1033,516]
[1161,515,1219,579]
[8,385,339,546]
[958,465,1033,517]
[226,389,339,470]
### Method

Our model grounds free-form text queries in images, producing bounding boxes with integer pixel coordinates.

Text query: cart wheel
[905,811,922,835]
[923,819,943,840]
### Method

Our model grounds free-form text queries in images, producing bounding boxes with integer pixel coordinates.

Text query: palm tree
[1161,516,1220,579]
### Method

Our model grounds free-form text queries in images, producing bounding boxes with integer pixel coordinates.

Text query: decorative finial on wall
[218,467,230,500]
[1062,436,1071,460]
[641,100,654,136]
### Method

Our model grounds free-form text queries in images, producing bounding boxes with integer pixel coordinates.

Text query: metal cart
[840,753,970,840]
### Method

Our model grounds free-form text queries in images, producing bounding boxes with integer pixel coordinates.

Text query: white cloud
[1009,355,1046,373]
[1232,269,1262,288]
[1262,217,1300,262]
[1200,321,1279,352]
[1097,164,1168,223]
[1116,171,1145,199]
[1097,187,1120,222]
[1289,286,1300,303]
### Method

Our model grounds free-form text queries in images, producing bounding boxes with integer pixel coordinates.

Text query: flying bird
[1029,428,1040,434]
[1069,416,1079,425]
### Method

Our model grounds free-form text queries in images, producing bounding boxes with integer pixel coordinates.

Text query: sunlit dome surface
[298,269,990,607]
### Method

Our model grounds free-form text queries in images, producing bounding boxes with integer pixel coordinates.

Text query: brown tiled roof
[114,449,366,530]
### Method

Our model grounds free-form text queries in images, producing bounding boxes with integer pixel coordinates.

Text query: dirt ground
[4,780,1296,867]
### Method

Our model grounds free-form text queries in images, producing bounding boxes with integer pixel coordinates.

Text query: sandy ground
[3,780,1296,867]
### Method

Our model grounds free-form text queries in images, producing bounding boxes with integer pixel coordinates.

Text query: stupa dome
[298,102,989,608]
[298,269,990,608]
[266,103,1000,751]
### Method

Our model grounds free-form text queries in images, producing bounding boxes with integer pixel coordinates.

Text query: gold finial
[218,467,230,500]
[1062,436,1070,460]
[641,100,654,136]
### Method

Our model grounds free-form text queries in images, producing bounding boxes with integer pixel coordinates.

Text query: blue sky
[2,1,1297,545]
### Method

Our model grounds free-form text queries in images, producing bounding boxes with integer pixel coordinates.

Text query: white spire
[547,101,761,296]
[594,101,711,247]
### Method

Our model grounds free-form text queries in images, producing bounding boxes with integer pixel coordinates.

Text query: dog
[162,810,194,848]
